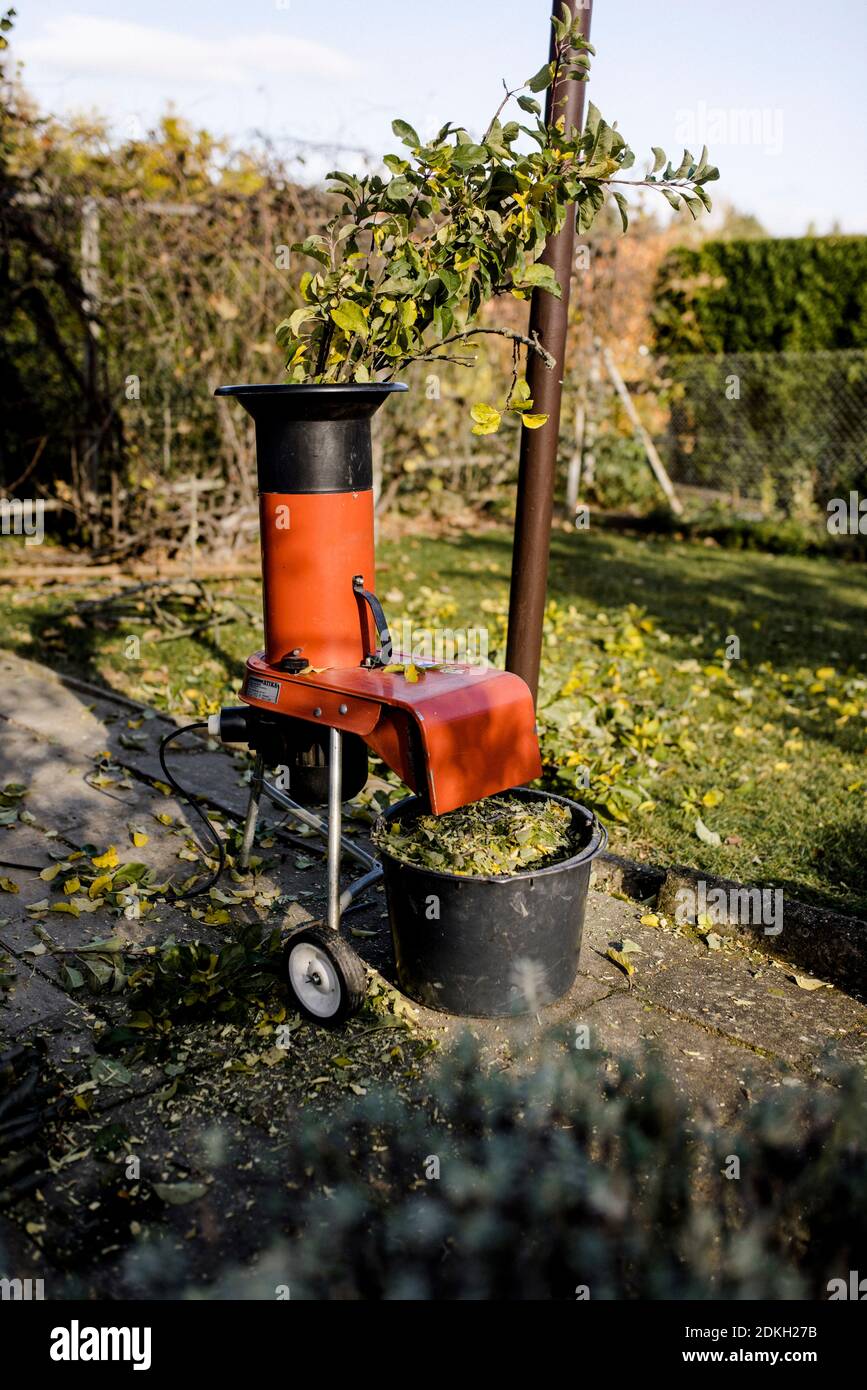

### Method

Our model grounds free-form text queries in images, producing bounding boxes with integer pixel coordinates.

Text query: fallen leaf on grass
[695,817,721,847]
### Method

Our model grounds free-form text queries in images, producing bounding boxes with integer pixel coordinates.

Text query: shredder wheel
[284,925,366,1027]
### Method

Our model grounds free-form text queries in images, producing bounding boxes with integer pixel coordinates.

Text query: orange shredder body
[214,382,543,814]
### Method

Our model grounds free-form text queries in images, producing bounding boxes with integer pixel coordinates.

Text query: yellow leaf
[132,831,149,848]
[470,403,501,435]
[39,864,62,882]
[816,666,835,680]
[403,663,420,684]
[89,873,114,900]
[606,947,635,982]
[92,846,119,869]
[62,877,81,895]
[51,901,80,916]
[702,789,724,808]
[790,973,828,991]
[520,413,548,429]
[203,907,230,926]
[639,913,659,927]
[0,877,19,893]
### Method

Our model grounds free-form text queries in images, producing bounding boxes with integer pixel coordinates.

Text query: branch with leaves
[276,4,719,432]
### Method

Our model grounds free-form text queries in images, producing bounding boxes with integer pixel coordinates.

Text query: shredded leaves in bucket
[373,795,573,878]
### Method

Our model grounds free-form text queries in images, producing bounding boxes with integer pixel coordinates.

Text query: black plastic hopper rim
[215,382,408,493]
[214,383,408,396]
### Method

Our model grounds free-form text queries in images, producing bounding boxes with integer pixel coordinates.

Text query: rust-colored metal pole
[506,0,593,702]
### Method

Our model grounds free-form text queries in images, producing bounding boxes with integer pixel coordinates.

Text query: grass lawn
[2,527,865,917]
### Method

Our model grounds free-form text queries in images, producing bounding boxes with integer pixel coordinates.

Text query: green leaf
[384,176,414,203]
[517,94,541,116]
[291,236,330,267]
[527,61,555,93]
[514,261,561,297]
[651,146,666,174]
[674,148,694,179]
[449,143,485,169]
[330,301,369,338]
[288,307,316,336]
[611,191,629,232]
[391,118,420,147]
[583,101,602,138]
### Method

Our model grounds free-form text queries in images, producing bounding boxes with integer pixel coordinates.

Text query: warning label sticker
[245,676,280,704]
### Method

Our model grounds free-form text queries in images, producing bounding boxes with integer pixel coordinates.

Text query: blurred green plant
[186,1035,867,1300]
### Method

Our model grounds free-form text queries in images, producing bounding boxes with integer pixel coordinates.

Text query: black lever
[353,575,393,666]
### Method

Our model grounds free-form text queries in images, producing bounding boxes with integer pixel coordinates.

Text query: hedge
[652,236,867,355]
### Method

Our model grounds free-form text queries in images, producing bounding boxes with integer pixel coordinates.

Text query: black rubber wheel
[283,925,367,1027]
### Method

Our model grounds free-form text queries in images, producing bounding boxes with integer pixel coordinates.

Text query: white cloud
[18,13,356,86]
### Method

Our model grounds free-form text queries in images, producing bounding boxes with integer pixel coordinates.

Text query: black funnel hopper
[214,382,407,494]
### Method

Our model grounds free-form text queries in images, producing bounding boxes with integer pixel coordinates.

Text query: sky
[8,0,867,237]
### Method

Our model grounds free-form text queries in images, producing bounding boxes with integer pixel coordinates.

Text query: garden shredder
[165,381,544,1024]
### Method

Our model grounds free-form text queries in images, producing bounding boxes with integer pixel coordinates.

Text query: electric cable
[158,722,227,899]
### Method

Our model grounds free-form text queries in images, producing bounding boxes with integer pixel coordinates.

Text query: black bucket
[376,788,607,1017]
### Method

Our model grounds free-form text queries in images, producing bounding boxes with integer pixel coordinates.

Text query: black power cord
[158,722,227,899]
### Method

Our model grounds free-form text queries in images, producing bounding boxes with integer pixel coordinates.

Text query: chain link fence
[657,351,867,513]
[573,349,867,517]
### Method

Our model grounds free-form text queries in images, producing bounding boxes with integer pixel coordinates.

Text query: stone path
[0,649,864,1295]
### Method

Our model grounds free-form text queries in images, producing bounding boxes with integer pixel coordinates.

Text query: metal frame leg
[239,752,264,870]
[327,727,342,931]
[241,736,383,931]
[263,782,376,872]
